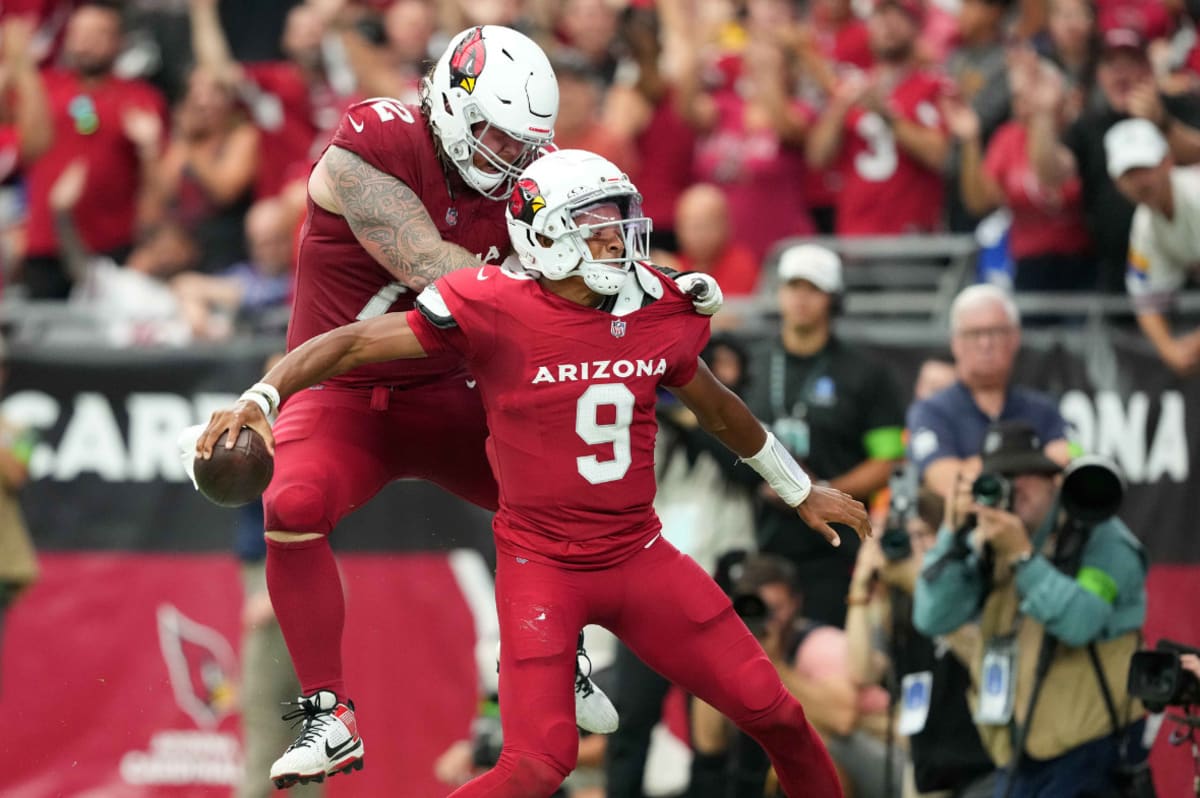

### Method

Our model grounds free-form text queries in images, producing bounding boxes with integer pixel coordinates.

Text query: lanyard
[770,346,831,421]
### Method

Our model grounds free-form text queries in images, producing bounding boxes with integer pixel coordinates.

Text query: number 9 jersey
[407,263,711,568]
[288,99,511,389]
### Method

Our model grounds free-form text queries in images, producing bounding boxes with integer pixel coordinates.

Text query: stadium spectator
[0,14,52,287]
[1029,26,1200,292]
[328,0,436,104]
[792,0,873,232]
[189,0,352,200]
[557,0,622,86]
[906,284,1071,497]
[170,197,294,341]
[914,420,1149,798]
[601,4,696,252]
[942,0,1011,232]
[690,553,901,798]
[0,15,52,183]
[806,0,950,236]
[1106,117,1200,376]
[546,51,635,172]
[741,244,906,627]
[0,334,37,696]
[671,0,817,260]
[655,183,761,300]
[198,148,868,798]
[1034,0,1100,106]
[146,66,259,273]
[945,55,1096,294]
[49,158,196,346]
[21,1,167,300]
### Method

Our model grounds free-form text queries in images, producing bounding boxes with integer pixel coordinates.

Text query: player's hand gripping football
[796,484,871,547]
[197,399,276,459]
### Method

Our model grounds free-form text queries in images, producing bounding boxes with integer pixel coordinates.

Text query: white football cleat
[269,690,364,789]
[574,637,619,734]
[495,636,619,734]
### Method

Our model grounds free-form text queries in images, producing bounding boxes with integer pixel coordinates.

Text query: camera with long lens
[1128,639,1200,712]
[881,464,918,562]
[971,472,1013,510]
[732,591,770,639]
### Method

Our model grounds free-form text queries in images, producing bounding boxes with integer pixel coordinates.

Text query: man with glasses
[906,284,1071,497]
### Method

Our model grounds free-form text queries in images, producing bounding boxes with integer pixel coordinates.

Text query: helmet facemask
[568,199,652,295]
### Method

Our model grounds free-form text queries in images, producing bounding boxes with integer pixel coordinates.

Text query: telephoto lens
[971,472,1012,510]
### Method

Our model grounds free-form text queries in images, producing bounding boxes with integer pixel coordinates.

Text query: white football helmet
[423,26,558,199]
[506,149,652,295]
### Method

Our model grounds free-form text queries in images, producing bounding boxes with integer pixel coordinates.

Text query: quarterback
[200,150,859,797]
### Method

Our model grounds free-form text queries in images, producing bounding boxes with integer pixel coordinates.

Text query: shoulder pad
[415,284,457,329]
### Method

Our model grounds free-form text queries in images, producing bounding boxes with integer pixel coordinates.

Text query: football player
[233,26,719,789]
[200,149,867,797]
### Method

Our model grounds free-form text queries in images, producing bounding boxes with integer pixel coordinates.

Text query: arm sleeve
[912,526,986,636]
[906,397,960,478]
[1014,521,1147,646]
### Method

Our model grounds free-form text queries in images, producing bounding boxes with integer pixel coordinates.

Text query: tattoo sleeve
[325,145,480,291]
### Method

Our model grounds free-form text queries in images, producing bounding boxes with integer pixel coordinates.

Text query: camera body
[732,591,770,639]
[881,464,918,562]
[1128,639,1200,712]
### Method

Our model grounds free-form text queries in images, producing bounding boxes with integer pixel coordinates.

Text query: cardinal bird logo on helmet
[510,178,545,224]
[449,26,486,94]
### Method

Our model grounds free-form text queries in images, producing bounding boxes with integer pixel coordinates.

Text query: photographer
[846,474,997,798]
[914,421,1150,798]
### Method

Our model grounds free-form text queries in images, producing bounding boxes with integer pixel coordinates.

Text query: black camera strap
[1087,640,1136,756]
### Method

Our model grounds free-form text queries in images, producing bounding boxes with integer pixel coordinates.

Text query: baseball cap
[1100,28,1148,59]
[777,244,843,294]
[1105,118,1168,179]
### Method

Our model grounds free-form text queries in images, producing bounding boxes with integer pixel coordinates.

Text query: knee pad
[264,482,330,534]
[499,750,570,797]
[731,655,789,719]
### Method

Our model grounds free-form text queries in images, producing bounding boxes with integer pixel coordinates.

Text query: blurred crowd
[2,0,1200,347]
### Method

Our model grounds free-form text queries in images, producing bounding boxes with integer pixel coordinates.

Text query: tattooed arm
[308,145,481,291]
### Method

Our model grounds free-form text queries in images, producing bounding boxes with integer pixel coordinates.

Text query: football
[193,428,274,508]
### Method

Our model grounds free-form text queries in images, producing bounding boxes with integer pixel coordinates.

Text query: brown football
[193,428,274,508]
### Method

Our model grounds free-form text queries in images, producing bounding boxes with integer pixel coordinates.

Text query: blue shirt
[906,381,1067,478]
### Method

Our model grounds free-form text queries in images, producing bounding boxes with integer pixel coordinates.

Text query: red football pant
[262,381,496,698]
[450,538,842,798]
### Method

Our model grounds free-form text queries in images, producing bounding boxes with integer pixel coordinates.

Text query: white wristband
[239,390,274,423]
[741,431,812,507]
[248,382,281,415]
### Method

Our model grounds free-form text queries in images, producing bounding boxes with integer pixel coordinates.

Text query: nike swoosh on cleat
[324,737,360,760]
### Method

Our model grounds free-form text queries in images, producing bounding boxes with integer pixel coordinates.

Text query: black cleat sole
[272,758,364,790]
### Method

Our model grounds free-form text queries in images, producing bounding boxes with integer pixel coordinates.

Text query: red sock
[265,535,347,701]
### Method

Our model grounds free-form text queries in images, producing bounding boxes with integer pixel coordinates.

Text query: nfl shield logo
[610,320,627,338]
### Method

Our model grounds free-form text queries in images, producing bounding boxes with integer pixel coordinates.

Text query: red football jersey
[288,98,510,389]
[24,70,166,256]
[408,265,712,568]
[835,70,946,236]
[0,126,18,184]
